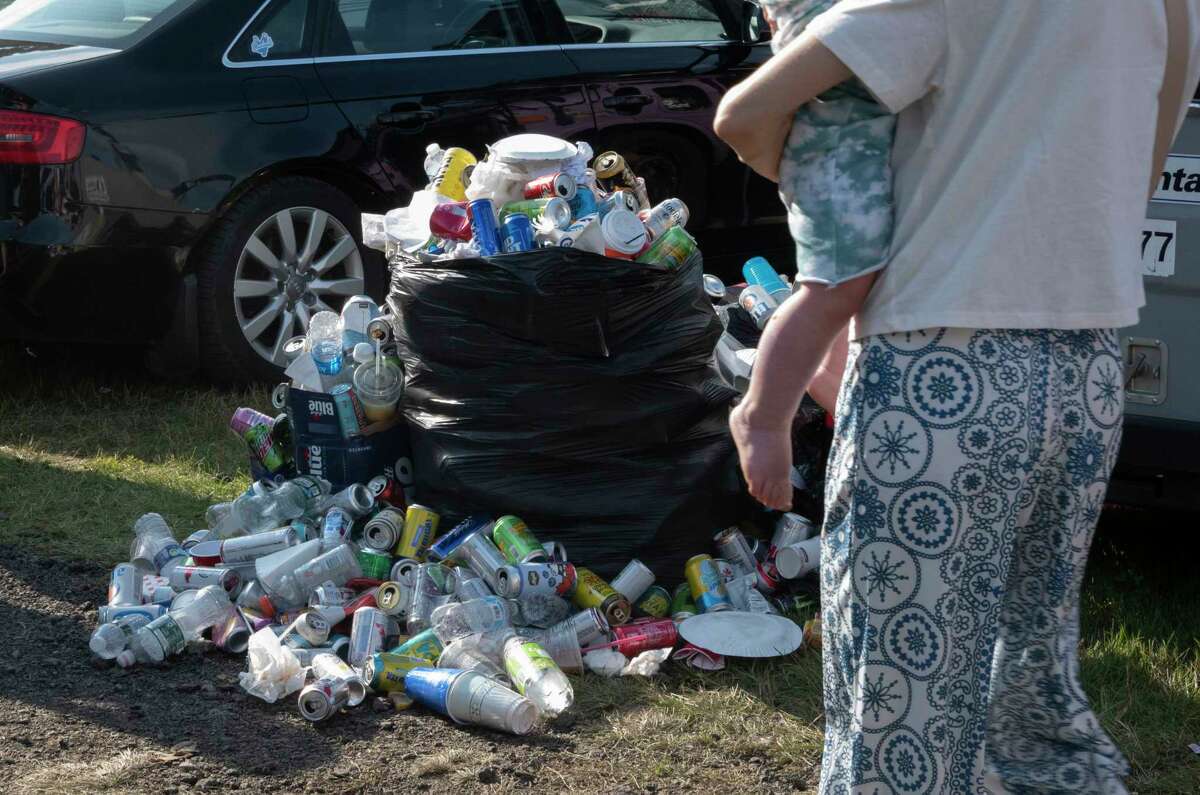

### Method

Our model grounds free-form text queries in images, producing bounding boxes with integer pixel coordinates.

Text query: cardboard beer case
[285,385,414,494]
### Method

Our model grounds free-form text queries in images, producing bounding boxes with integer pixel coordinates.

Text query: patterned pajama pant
[819,328,1130,794]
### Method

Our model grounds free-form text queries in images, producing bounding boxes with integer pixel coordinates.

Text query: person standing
[715,1,1200,791]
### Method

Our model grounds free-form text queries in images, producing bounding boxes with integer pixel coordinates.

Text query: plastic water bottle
[307,311,344,377]
[220,476,329,535]
[743,256,792,303]
[423,143,446,184]
[501,632,574,717]
[289,543,363,598]
[129,513,187,575]
[122,585,231,666]
[432,597,511,644]
[89,614,151,660]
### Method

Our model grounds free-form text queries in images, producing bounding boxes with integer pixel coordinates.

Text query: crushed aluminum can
[298,676,350,722]
[604,619,678,657]
[310,582,356,608]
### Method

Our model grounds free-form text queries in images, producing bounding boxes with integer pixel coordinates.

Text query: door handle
[602,94,653,111]
[377,109,440,126]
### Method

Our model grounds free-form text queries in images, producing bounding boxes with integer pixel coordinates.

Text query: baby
[714,1,897,509]
[762,0,895,286]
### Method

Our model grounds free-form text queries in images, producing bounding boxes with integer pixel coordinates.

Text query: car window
[553,0,727,44]
[229,0,312,62]
[321,0,538,57]
[0,0,199,46]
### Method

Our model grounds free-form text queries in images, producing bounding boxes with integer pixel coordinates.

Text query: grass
[1,342,1198,792]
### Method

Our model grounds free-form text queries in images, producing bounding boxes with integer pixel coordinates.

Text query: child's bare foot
[730,402,793,511]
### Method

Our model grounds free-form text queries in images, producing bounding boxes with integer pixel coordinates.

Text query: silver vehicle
[1111,92,1200,510]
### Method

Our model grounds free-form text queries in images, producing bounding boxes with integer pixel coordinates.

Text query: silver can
[541,541,568,563]
[494,562,576,601]
[220,526,297,565]
[556,607,609,648]
[455,531,508,593]
[406,563,450,635]
[363,508,405,553]
[610,559,655,603]
[348,607,388,668]
[324,484,374,518]
[309,582,356,607]
[167,565,240,594]
[641,198,689,240]
[298,676,350,722]
[389,557,420,585]
[714,527,758,578]
[107,564,141,606]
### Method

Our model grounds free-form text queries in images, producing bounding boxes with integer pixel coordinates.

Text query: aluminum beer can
[357,548,393,581]
[713,528,758,578]
[310,583,356,607]
[319,508,352,547]
[568,186,598,219]
[501,213,535,254]
[168,565,239,594]
[390,557,420,585]
[363,507,404,553]
[542,541,568,563]
[610,619,679,657]
[391,627,444,663]
[610,558,655,603]
[428,515,491,562]
[454,530,508,593]
[349,607,389,668]
[713,558,738,584]
[108,564,141,606]
[500,197,572,230]
[376,580,414,619]
[495,562,577,600]
[221,526,297,565]
[639,198,689,239]
[298,676,349,722]
[635,226,697,269]
[633,585,671,618]
[571,567,631,627]
[364,652,428,692]
[669,582,698,622]
[330,384,367,438]
[397,504,439,560]
[599,189,639,218]
[468,198,502,256]
[491,515,546,564]
[685,555,733,613]
[524,172,577,201]
[368,475,405,509]
[407,563,450,634]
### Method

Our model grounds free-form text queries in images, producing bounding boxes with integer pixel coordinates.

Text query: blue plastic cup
[404,667,467,717]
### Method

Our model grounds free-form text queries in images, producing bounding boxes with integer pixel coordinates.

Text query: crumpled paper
[238,627,306,703]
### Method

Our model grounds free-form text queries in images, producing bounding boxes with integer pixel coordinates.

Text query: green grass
[1,343,1198,792]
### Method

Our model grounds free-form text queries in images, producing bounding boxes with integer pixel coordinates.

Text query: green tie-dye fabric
[763,0,896,285]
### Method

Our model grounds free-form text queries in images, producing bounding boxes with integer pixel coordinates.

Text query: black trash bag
[387,247,742,578]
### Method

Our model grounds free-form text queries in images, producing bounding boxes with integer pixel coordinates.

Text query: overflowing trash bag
[388,247,742,578]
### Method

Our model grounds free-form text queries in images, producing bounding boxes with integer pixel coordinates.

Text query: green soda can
[492,515,547,564]
[635,226,697,269]
[390,627,444,663]
[634,585,671,618]
[670,582,698,622]
[498,197,572,230]
[357,548,393,581]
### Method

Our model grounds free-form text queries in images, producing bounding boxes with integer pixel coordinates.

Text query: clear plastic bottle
[124,585,231,665]
[129,513,187,575]
[219,476,330,536]
[432,596,511,644]
[501,631,574,717]
[423,143,446,184]
[307,311,344,379]
[290,543,362,598]
[89,614,151,660]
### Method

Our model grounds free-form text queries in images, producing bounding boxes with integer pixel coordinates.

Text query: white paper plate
[677,611,804,658]
[490,133,577,162]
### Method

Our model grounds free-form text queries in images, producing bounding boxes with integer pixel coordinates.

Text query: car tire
[193,177,383,383]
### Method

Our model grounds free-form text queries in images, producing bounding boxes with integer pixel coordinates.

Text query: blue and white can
[322,508,354,546]
[330,384,366,439]
[501,213,535,254]
[468,199,502,256]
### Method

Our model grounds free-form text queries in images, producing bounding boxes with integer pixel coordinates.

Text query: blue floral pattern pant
[819,328,1130,794]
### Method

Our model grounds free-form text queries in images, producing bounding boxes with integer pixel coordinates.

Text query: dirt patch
[0,545,819,793]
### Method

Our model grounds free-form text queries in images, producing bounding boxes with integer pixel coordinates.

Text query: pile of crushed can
[361,133,696,266]
[90,444,823,735]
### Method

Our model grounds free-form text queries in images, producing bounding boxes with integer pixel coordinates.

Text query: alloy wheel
[232,207,364,367]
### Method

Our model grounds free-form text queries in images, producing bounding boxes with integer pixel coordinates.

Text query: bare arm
[1151,0,1194,198]
[714,33,853,181]
[807,324,850,414]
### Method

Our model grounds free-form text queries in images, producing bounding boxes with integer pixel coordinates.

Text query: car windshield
[0,0,198,47]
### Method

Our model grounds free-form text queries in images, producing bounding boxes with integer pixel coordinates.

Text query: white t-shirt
[807,0,1200,338]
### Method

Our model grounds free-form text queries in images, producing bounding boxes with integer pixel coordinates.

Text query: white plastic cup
[776,536,822,580]
[445,670,538,735]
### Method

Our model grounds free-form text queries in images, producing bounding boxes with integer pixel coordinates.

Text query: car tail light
[0,110,85,164]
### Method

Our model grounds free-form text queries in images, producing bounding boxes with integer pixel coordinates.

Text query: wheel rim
[233,206,364,367]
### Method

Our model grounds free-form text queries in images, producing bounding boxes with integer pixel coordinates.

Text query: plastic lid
[353,343,374,364]
[601,209,649,255]
[353,360,402,398]
[491,134,577,162]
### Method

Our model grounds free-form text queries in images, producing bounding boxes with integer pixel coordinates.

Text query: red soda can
[429,201,473,241]
[368,475,407,510]
[610,619,678,657]
[523,172,577,201]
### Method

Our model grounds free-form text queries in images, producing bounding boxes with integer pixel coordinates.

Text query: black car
[0,0,781,380]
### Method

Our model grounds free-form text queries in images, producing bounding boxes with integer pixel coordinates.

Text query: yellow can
[685,554,733,613]
[572,567,631,626]
[396,504,440,560]
[431,147,477,202]
[364,652,428,692]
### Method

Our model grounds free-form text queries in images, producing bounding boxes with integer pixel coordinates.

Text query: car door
[313,0,593,202]
[536,0,778,239]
